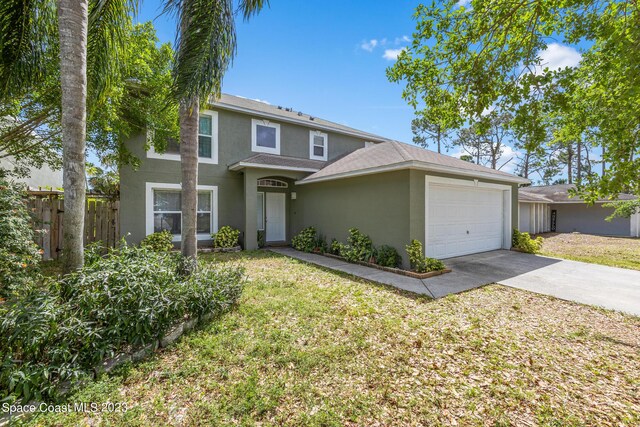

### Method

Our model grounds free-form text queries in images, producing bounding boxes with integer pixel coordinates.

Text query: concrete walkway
[269,247,640,316]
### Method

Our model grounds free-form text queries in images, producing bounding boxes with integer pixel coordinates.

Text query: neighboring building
[518,184,640,237]
[120,94,529,267]
[0,155,63,190]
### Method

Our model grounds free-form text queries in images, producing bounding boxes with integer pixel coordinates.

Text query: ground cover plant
[23,251,640,426]
[0,243,244,403]
[512,229,544,254]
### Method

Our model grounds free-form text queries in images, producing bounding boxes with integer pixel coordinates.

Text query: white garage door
[427,183,504,259]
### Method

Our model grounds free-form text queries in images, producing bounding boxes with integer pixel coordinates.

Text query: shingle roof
[210,94,388,142]
[297,141,529,184]
[229,153,325,172]
[518,192,553,203]
[519,184,636,203]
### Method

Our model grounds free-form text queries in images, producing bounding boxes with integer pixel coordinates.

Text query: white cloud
[383,48,405,61]
[457,0,472,8]
[448,144,520,173]
[394,35,411,45]
[538,43,581,73]
[360,39,378,52]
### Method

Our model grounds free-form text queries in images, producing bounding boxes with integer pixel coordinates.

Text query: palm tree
[1,0,137,272]
[165,0,267,262]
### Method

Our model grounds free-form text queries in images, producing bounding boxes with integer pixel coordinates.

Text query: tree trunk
[601,143,606,175]
[180,97,199,261]
[57,0,88,272]
[436,125,441,154]
[523,151,530,178]
[567,142,573,184]
[576,140,582,184]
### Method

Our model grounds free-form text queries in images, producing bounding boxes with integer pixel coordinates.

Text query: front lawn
[537,232,640,271]
[27,251,640,426]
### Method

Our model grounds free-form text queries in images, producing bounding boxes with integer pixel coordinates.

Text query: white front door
[266,192,286,242]
[427,183,504,259]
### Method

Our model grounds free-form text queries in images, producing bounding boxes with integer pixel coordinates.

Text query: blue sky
[135,0,587,179]
[138,0,419,145]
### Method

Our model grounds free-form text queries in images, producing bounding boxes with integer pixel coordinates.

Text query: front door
[266,193,286,242]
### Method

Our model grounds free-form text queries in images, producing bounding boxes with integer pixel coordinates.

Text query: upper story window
[251,119,280,155]
[309,131,328,161]
[147,110,218,164]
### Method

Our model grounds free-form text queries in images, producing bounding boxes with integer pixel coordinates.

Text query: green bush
[329,238,343,255]
[314,233,328,253]
[512,229,544,254]
[257,230,266,248]
[212,226,240,248]
[376,245,401,268]
[291,226,317,252]
[0,242,245,403]
[405,239,445,273]
[342,228,374,262]
[0,180,42,298]
[140,230,174,252]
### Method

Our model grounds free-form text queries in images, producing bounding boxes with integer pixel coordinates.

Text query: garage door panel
[427,183,504,259]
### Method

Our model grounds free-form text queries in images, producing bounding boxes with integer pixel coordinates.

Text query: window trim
[257,191,265,231]
[147,110,218,164]
[251,118,281,154]
[309,130,328,161]
[145,182,218,242]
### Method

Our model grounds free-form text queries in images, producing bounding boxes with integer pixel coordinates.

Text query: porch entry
[265,192,286,242]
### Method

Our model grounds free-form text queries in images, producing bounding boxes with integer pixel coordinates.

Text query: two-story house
[120,94,529,267]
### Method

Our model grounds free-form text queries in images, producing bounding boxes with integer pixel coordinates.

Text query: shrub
[405,239,445,273]
[512,229,544,254]
[376,245,401,268]
[0,180,42,298]
[212,226,240,248]
[342,228,374,262]
[329,238,343,255]
[140,230,174,252]
[314,233,328,253]
[291,226,317,252]
[257,230,266,248]
[0,242,245,403]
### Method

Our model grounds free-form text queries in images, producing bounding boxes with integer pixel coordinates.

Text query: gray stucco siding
[551,203,630,236]
[292,170,412,268]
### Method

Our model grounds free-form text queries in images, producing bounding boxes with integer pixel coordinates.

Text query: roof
[519,184,637,203]
[518,192,553,203]
[210,94,389,143]
[297,141,530,185]
[228,153,325,172]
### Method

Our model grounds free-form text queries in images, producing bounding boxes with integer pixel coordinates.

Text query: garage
[426,176,512,259]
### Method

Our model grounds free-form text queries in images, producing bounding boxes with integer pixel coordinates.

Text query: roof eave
[228,161,321,173]
[296,160,530,185]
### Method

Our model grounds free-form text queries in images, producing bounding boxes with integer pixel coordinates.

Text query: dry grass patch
[538,232,640,270]
[27,251,640,427]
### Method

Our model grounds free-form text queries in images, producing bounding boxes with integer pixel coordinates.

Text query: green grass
[538,233,640,271]
[23,251,640,426]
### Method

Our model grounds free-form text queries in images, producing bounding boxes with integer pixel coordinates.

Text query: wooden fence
[27,192,120,260]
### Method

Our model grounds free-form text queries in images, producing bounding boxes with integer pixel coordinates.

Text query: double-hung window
[147,110,218,163]
[309,131,328,161]
[251,119,280,154]
[147,183,217,241]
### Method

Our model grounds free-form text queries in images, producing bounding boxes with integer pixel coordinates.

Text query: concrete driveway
[429,250,640,316]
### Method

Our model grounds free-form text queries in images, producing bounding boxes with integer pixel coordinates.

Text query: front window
[309,131,328,161]
[153,190,212,235]
[252,119,280,154]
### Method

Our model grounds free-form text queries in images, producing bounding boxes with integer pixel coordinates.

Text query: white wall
[518,202,550,234]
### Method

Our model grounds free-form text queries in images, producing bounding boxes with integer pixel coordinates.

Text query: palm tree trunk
[57,0,88,272]
[180,97,199,261]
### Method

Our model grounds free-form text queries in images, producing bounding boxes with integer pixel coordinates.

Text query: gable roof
[209,94,389,143]
[519,184,637,203]
[297,141,530,185]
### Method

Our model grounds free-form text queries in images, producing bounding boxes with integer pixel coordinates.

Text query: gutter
[295,160,530,185]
